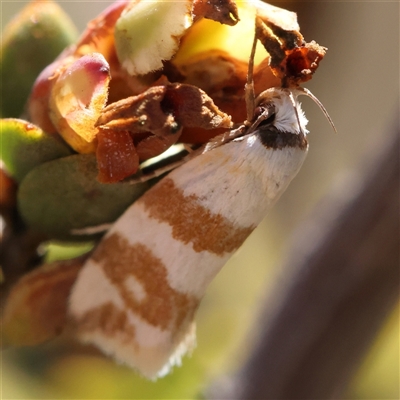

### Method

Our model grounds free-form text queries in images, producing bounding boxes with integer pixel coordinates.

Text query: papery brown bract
[96,83,232,182]
[2,256,87,347]
[254,7,326,87]
[96,130,139,183]
[192,0,239,26]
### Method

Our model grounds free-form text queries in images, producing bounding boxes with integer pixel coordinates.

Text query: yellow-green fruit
[0,118,71,182]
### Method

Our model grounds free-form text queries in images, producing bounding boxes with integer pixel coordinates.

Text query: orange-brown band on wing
[91,233,199,332]
[140,178,255,255]
[74,301,136,340]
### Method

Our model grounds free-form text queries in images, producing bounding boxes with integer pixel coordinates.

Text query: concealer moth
[68,19,335,380]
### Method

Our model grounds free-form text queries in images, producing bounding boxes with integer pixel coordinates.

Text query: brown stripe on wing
[88,233,199,333]
[140,178,255,255]
[74,301,136,340]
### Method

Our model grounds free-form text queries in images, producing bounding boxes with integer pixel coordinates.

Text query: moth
[68,17,335,379]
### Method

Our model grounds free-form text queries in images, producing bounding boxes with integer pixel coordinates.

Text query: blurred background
[2,1,399,398]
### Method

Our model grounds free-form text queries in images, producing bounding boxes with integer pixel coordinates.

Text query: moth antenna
[288,89,305,136]
[298,87,337,133]
[245,22,258,124]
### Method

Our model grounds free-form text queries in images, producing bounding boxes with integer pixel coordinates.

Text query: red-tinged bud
[28,57,70,134]
[49,53,111,153]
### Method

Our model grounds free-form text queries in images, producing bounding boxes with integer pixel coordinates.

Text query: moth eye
[253,102,276,129]
[258,112,276,128]
[254,106,264,119]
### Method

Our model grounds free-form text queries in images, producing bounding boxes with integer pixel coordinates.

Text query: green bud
[0,118,71,182]
[1,0,78,117]
[18,154,150,240]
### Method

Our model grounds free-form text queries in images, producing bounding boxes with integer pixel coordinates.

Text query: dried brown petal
[254,2,326,87]
[97,86,169,134]
[255,1,300,37]
[193,0,240,26]
[180,53,241,122]
[97,82,232,144]
[177,50,279,125]
[2,256,87,347]
[96,129,139,183]
[95,82,232,177]
[255,15,288,69]
[285,41,327,85]
[163,83,232,129]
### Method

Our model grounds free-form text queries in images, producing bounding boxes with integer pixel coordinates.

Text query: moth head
[253,88,308,136]
[252,86,336,137]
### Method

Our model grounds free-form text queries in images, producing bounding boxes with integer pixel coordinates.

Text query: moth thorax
[274,98,308,135]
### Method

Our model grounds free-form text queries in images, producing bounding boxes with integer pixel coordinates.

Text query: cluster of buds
[1,0,326,242]
[1,0,326,352]
[27,0,325,183]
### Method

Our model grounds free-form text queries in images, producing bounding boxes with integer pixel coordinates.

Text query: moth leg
[245,20,258,125]
[128,145,201,184]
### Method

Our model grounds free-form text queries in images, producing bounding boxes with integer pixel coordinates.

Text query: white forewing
[69,91,309,379]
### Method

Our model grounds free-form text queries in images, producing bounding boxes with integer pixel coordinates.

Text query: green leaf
[0,0,78,117]
[0,118,72,182]
[18,154,149,240]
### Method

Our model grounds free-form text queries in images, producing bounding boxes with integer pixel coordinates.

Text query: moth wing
[68,203,200,379]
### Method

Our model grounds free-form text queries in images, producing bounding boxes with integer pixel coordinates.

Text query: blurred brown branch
[208,117,399,399]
